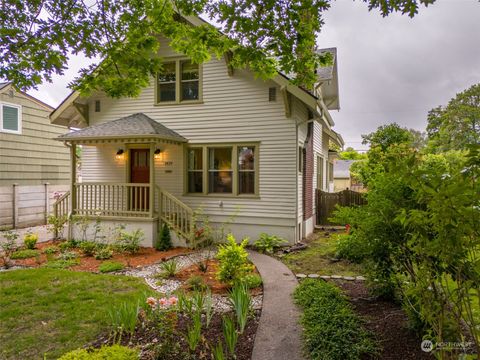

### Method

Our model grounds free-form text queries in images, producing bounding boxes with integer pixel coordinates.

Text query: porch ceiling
[56,113,187,145]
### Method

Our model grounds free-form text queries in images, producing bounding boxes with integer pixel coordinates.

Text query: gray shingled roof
[334,160,357,178]
[57,113,187,142]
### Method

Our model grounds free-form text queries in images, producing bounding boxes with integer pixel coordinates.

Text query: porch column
[68,143,77,241]
[149,143,155,218]
[70,143,77,215]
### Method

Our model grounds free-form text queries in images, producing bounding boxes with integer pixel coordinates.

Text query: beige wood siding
[82,39,299,229]
[0,91,70,186]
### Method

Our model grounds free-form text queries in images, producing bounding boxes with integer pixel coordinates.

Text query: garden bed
[331,279,431,360]
[90,310,260,360]
[1,240,191,271]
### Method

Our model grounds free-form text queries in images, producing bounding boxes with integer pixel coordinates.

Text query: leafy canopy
[339,147,367,160]
[426,83,480,152]
[1,0,436,97]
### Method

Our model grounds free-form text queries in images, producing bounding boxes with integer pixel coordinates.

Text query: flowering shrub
[23,232,38,249]
[146,296,178,311]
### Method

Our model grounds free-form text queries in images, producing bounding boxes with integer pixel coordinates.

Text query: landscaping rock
[319,275,331,279]
[296,273,307,279]
[331,275,342,279]
[343,276,355,281]
[308,274,320,279]
[356,276,366,281]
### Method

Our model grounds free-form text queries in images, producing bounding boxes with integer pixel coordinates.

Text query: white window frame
[0,102,22,135]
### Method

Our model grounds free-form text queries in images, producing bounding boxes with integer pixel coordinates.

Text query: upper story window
[156,59,201,104]
[0,102,22,134]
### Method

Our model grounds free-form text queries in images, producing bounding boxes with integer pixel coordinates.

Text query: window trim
[316,155,324,190]
[184,143,260,198]
[154,57,203,105]
[0,102,22,135]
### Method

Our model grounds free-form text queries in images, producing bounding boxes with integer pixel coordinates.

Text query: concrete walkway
[248,250,304,360]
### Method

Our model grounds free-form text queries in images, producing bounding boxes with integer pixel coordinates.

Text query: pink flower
[159,297,168,307]
[168,296,178,306]
[146,297,157,307]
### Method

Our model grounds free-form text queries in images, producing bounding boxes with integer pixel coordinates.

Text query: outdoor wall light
[116,149,124,160]
[154,148,162,159]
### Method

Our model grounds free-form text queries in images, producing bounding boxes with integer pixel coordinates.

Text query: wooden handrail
[156,185,194,244]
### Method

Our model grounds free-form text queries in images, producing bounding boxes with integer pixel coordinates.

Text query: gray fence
[0,184,69,229]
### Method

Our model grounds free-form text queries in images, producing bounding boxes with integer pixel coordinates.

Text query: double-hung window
[156,59,201,104]
[0,102,22,134]
[186,144,258,196]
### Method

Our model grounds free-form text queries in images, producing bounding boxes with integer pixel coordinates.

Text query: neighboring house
[333,160,365,192]
[0,82,70,228]
[49,19,343,246]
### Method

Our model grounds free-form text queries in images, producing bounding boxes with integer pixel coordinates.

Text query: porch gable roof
[56,113,187,144]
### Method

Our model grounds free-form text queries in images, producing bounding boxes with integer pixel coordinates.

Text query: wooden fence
[0,184,69,229]
[316,189,367,225]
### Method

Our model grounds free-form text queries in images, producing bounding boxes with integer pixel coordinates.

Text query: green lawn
[0,268,153,360]
[281,230,363,276]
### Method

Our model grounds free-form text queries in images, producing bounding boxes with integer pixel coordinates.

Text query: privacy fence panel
[316,189,367,225]
[0,184,69,229]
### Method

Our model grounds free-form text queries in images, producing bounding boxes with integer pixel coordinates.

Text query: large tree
[426,83,480,152]
[1,0,436,97]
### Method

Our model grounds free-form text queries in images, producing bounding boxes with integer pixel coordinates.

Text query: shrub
[58,240,79,252]
[158,259,177,278]
[99,261,124,273]
[241,274,262,289]
[79,241,97,257]
[94,247,113,260]
[23,232,38,249]
[334,233,368,263]
[47,214,68,239]
[156,223,172,251]
[57,251,78,261]
[10,249,39,259]
[186,275,207,292]
[216,234,253,285]
[43,259,80,269]
[43,246,58,255]
[0,230,18,268]
[254,233,287,254]
[58,344,139,360]
[294,279,378,360]
[115,229,143,255]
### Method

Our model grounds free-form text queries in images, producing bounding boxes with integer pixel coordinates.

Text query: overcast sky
[29,0,480,150]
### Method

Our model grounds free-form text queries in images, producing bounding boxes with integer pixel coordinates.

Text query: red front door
[130,149,150,211]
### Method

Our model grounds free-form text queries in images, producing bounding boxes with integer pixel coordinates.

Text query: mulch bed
[175,259,263,296]
[331,279,432,360]
[5,240,192,272]
[90,310,260,360]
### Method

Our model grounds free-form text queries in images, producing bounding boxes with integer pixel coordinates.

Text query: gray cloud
[29,0,480,150]
[319,0,480,149]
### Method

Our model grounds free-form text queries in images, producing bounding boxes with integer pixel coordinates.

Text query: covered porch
[53,113,194,244]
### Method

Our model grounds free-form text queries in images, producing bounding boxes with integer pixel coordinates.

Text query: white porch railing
[53,191,71,219]
[156,185,194,241]
[74,183,151,218]
[52,182,195,244]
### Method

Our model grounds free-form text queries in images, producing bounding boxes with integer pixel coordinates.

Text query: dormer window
[156,59,201,104]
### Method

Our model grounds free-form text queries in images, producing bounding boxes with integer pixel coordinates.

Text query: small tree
[156,223,172,251]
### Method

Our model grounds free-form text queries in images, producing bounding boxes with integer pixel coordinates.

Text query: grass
[99,261,124,273]
[281,230,363,276]
[0,268,153,359]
